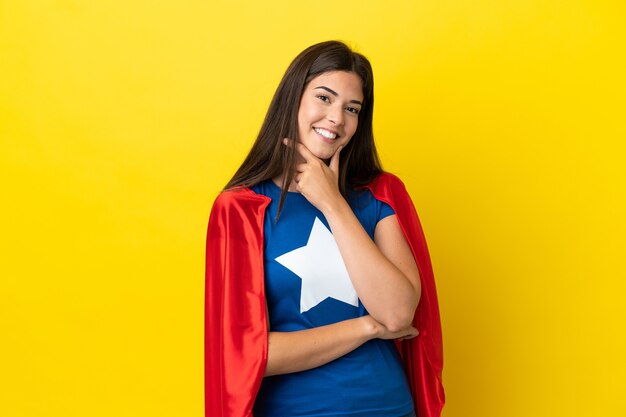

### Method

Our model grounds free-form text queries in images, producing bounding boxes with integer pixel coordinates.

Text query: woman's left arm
[324,202,421,332]
[290,140,421,332]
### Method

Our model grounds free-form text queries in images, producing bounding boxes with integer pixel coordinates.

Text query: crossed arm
[265,211,421,377]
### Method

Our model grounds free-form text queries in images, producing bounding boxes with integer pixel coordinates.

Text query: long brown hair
[224,40,383,219]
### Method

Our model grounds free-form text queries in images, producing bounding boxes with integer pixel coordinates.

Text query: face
[296,71,364,161]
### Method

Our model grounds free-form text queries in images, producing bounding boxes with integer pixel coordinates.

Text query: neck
[272,154,310,192]
[272,173,299,192]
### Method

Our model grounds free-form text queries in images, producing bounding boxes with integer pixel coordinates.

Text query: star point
[275,217,358,313]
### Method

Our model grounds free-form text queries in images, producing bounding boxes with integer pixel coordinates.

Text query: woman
[205,41,444,417]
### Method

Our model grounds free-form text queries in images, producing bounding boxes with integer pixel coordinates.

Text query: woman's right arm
[264,316,418,376]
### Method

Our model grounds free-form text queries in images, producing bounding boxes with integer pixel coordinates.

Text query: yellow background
[1,1,624,416]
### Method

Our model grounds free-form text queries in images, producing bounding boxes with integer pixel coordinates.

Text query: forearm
[323,199,418,331]
[265,316,376,376]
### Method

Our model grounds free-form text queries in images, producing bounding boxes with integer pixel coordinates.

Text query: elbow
[383,292,420,332]
[383,317,413,333]
[372,285,420,333]
[382,307,417,333]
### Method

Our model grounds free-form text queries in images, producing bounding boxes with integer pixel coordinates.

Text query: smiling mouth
[313,127,339,140]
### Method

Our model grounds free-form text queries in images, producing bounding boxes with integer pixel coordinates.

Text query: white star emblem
[275,217,359,313]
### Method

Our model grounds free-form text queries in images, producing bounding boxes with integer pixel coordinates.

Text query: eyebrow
[315,86,363,105]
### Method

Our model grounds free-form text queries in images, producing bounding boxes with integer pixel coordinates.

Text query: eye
[316,94,330,103]
[346,106,360,115]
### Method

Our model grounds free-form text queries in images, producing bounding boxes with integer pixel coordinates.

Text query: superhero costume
[205,172,444,417]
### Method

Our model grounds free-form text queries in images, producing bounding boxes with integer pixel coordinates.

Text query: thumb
[329,145,342,174]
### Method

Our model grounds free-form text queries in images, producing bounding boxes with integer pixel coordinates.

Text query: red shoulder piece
[205,188,270,417]
[366,172,445,417]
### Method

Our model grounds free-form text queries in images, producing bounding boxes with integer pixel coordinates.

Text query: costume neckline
[268,178,303,195]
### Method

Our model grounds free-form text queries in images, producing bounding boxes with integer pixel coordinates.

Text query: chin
[312,148,336,161]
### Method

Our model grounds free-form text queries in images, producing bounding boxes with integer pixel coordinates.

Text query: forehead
[306,71,364,100]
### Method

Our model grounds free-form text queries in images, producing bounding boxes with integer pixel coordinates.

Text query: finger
[329,145,342,173]
[295,163,308,173]
[398,328,419,341]
[401,328,418,339]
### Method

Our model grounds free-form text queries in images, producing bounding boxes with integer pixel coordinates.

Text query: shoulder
[211,187,271,215]
[207,187,272,236]
[215,186,270,205]
[366,172,409,196]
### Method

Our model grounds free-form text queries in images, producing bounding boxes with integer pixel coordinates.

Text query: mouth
[313,127,339,141]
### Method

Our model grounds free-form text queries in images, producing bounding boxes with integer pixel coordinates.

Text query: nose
[327,105,344,126]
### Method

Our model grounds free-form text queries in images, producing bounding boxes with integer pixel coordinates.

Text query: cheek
[299,101,324,124]
[345,119,358,139]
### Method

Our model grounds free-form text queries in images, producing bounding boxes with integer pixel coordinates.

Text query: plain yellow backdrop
[1,1,624,416]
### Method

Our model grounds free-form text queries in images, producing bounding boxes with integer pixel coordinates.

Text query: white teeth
[314,128,337,139]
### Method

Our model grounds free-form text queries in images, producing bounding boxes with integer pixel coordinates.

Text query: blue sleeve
[376,199,396,223]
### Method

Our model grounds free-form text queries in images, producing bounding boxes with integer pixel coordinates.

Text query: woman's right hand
[362,315,419,341]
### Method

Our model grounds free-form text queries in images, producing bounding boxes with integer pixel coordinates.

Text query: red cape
[205,172,444,417]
